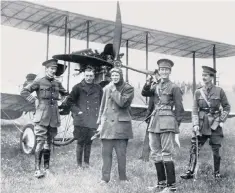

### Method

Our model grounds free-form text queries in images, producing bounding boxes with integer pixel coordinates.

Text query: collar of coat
[80,79,97,95]
[202,84,216,97]
[45,75,54,81]
[109,81,126,92]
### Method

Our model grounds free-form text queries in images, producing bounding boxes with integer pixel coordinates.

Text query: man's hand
[146,75,153,85]
[219,122,224,128]
[193,125,201,136]
[35,99,39,108]
[110,82,116,92]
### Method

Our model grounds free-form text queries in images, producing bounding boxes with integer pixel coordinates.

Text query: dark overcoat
[66,79,103,129]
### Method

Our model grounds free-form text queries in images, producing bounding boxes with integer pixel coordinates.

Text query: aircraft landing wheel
[20,124,36,154]
[53,113,75,146]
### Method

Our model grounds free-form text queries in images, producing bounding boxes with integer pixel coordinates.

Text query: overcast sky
[1,0,235,93]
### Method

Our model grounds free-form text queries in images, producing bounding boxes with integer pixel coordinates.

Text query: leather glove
[146,75,153,85]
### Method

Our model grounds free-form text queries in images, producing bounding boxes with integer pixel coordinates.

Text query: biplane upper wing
[1,1,235,58]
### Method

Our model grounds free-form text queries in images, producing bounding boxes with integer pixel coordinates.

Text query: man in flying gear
[21,59,68,178]
[180,66,230,180]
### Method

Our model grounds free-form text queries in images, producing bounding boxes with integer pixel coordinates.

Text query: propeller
[113,1,122,61]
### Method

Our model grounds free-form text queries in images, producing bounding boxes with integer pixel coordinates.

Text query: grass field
[1,117,235,193]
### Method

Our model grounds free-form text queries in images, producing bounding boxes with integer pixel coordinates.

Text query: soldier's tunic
[21,76,68,144]
[192,84,230,148]
[142,79,184,162]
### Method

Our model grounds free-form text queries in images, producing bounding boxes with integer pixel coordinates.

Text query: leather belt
[155,105,172,110]
[39,100,58,106]
[199,107,220,114]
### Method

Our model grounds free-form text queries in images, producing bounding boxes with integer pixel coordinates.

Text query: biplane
[1,1,235,155]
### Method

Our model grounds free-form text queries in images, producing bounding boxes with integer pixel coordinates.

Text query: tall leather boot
[34,150,44,178]
[214,156,221,178]
[44,149,51,170]
[76,144,84,167]
[164,161,176,192]
[155,161,166,189]
[84,144,91,166]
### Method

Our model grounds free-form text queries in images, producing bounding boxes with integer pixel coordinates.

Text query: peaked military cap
[26,73,36,81]
[42,59,58,68]
[202,66,217,75]
[157,59,174,69]
[43,59,67,76]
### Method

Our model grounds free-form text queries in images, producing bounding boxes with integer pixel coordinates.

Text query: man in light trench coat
[97,67,134,183]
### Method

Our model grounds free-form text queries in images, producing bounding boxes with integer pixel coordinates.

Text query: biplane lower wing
[131,104,192,123]
[130,104,235,123]
[0,93,35,120]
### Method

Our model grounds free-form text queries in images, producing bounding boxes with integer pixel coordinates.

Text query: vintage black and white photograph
[1,0,235,193]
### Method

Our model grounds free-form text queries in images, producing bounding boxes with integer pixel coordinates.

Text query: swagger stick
[194,135,199,180]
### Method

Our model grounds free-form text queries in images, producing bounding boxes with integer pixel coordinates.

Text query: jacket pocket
[39,85,51,98]
[159,115,177,130]
[209,96,220,107]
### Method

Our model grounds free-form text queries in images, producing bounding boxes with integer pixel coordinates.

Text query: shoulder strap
[199,88,210,107]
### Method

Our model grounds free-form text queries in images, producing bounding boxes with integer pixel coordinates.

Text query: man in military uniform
[60,66,103,168]
[21,59,68,178]
[180,66,230,180]
[140,69,160,161]
[142,59,184,192]
[23,73,37,87]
